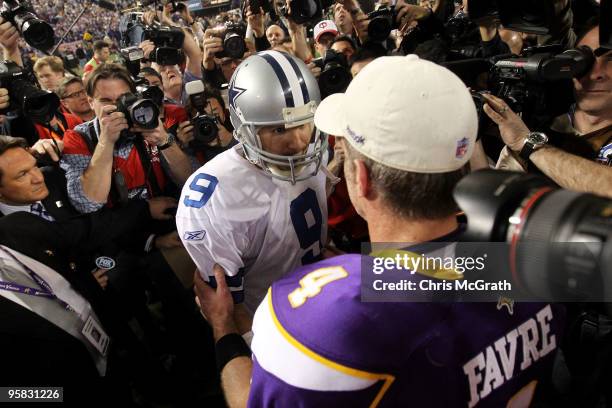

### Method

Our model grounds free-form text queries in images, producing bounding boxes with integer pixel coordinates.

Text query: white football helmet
[228,50,327,184]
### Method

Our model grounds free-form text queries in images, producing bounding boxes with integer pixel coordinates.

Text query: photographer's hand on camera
[482,94,530,153]
[139,40,156,60]
[307,62,321,79]
[0,87,8,110]
[176,120,195,146]
[131,119,171,148]
[0,16,22,65]
[247,7,265,39]
[203,29,224,71]
[99,105,129,147]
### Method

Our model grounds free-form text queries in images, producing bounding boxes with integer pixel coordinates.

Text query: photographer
[57,76,95,123]
[202,26,246,89]
[484,20,612,198]
[174,82,235,164]
[60,63,193,214]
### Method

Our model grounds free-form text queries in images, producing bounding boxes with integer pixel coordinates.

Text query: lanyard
[0,250,73,311]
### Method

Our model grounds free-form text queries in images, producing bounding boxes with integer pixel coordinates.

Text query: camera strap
[132,137,163,198]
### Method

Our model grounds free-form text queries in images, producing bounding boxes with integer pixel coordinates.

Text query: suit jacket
[0,209,148,392]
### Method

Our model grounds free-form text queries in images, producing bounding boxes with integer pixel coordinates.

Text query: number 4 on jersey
[288,266,348,308]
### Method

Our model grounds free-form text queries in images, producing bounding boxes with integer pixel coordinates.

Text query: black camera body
[191,114,219,147]
[313,49,352,98]
[143,24,185,66]
[277,0,333,25]
[115,92,160,141]
[0,0,54,51]
[0,60,59,123]
[367,6,398,42]
[215,22,246,60]
[119,12,185,66]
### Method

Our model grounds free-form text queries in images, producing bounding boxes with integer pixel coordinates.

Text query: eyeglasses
[63,89,86,99]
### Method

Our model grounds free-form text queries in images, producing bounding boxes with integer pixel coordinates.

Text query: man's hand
[0,87,9,109]
[147,196,178,220]
[247,7,265,38]
[0,17,19,52]
[307,62,321,78]
[30,139,64,163]
[395,2,432,29]
[154,231,183,249]
[482,94,530,152]
[133,119,170,147]
[176,120,195,146]
[193,264,238,339]
[139,40,156,60]
[203,29,224,71]
[217,122,234,147]
[99,105,128,145]
[92,268,109,289]
[354,14,370,42]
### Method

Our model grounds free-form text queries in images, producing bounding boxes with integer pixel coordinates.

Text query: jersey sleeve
[248,291,387,408]
[176,167,267,303]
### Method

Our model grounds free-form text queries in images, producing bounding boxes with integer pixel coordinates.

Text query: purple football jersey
[248,254,565,408]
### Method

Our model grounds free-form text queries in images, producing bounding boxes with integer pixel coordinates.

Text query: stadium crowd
[0,0,610,406]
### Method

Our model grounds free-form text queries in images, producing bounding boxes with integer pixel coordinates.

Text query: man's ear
[87,96,94,111]
[355,159,373,199]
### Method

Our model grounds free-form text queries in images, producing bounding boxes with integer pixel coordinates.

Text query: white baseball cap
[314,55,478,173]
[313,20,339,43]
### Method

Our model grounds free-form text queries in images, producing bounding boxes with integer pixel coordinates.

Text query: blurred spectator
[313,19,339,57]
[33,56,65,92]
[331,35,357,60]
[265,24,286,47]
[83,40,111,79]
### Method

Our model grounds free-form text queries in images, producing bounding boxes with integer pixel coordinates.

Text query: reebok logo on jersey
[184,230,207,241]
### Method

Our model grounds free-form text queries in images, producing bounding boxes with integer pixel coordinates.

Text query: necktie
[30,202,54,222]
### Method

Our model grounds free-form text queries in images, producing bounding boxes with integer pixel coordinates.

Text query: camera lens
[192,115,219,146]
[319,64,351,97]
[130,100,159,129]
[9,78,60,123]
[16,13,55,51]
[223,33,246,59]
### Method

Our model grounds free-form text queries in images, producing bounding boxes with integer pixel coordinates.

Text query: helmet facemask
[235,102,328,184]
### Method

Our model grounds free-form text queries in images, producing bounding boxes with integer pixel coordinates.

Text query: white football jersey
[176,145,328,314]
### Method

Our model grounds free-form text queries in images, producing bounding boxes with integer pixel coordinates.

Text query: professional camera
[313,49,352,98]
[0,60,59,123]
[185,80,219,147]
[367,6,397,42]
[276,0,333,25]
[0,0,54,51]
[119,47,165,110]
[464,45,596,130]
[119,12,185,65]
[62,52,79,70]
[115,92,160,140]
[214,22,246,60]
[454,169,612,303]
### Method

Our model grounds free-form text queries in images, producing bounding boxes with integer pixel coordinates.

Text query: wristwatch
[158,134,175,151]
[519,132,548,161]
